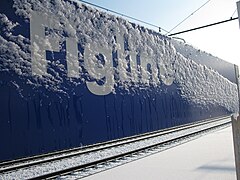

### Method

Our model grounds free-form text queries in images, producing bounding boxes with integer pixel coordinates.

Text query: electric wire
[78,0,237,37]
[231,8,237,19]
[78,0,169,33]
[168,17,238,36]
[166,0,211,35]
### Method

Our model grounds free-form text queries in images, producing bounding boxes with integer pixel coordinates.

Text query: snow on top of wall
[170,39,236,83]
[174,53,238,112]
[0,0,238,112]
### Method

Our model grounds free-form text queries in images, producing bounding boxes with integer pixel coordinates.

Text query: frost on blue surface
[0,0,237,112]
[171,39,236,83]
[0,0,238,161]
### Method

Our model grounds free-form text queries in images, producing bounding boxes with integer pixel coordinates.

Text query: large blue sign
[0,0,238,161]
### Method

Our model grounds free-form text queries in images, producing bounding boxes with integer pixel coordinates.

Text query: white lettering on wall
[30,11,60,76]
[84,42,114,95]
[140,52,159,86]
[30,10,174,96]
[30,11,79,78]
[66,37,79,78]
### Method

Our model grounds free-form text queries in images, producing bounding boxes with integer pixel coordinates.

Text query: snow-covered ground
[82,125,236,180]
[0,118,230,179]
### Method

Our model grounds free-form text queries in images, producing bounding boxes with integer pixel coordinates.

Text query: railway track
[0,116,231,179]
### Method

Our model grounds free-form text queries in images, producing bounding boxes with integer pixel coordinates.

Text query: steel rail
[28,120,231,180]
[0,116,230,175]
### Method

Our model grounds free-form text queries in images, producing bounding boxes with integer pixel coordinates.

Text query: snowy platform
[83,126,236,180]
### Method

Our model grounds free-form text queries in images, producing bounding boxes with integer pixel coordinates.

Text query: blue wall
[0,0,235,161]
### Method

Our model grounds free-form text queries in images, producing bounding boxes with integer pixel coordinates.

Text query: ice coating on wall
[174,53,238,113]
[0,0,238,161]
[0,0,237,112]
[170,39,236,83]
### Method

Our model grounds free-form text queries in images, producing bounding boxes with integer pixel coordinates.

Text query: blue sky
[80,0,240,66]
[82,0,208,31]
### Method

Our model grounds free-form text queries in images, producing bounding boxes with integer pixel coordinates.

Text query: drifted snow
[174,53,238,113]
[81,126,236,180]
[170,39,236,83]
[0,0,238,112]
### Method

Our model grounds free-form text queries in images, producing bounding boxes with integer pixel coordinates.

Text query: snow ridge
[0,0,238,113]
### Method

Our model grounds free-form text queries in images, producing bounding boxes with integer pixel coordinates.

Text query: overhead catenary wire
[78,0,169,33]
[78,0,237,38]
[168,17,238,36]
[231,8,237,19]
[166,0,211,35]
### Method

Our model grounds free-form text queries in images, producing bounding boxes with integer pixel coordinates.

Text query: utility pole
[232,65,240,180]
[232,3,240,179]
